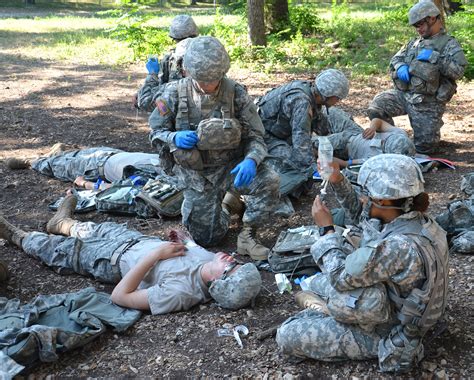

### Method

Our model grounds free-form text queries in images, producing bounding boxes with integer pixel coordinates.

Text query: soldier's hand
[312,196,333,227]
[362,126,376,139]
[174,131,199,149]
[416,49,433,62]
[146,57,160,74]
[396,65,410,83]
[317,160,343,184]
[154,242,186,261]
[231,158,257,188]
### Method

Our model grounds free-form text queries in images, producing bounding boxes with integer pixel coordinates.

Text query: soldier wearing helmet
[149,36,282,261]
[0,195,262,313]
[367,0,467,154]
[277,154,449,373]
[135,15,199,111]
[256,69,354,211]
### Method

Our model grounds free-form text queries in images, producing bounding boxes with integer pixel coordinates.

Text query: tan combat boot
[5,157,32,170]
[222,190,245,216]
[46,142,67,157]
[0,215,27,248]
[0,260,9,284]
[46,195,78,236]
[295,291,330,314]
[237,225,270,261]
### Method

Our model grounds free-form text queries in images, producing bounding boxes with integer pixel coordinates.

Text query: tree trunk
[247,0,267,46]
[266,0,289,33]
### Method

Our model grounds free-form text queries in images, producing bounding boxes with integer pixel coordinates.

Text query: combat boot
[0,215,27,248]
[46,142,67,157]
[237,225,270,261]
[5,157,32,170]
[222,190,245,216]
[0,260,9,284]
[295,291,329,314]
[46,195,78,236]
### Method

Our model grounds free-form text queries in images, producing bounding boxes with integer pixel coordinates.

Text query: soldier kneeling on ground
[276,154,449,373]
[0,195,261,314]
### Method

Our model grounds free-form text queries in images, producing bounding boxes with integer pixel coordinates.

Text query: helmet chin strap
[371,197,414,213]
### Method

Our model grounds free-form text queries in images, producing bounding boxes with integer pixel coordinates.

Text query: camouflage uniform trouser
[31,147,121,182]
[182,163,280,247]
[368,89,446,154]
[21,222,144,283]
[276,309,382,361]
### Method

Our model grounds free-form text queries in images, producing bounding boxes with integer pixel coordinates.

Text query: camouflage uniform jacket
[311,176,448,319]
[149,77,267,191]
[257,80,325,171]
[390,30,467,104]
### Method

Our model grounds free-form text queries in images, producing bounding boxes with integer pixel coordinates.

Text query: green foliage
[108,4,172,60]
[288,5,322,36]
[449,7,474,80]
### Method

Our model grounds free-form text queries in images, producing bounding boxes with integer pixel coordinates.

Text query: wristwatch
[319,225,335,236]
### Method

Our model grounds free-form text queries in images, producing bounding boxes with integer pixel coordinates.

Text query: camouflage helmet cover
[408,0,441,25]
[174,37,193,61]
[209,263,262,310]
[315,69,350,100]
[383,133,416,157]
[358,154,425,199]
[183,36,230,82]
[169,15,199,40]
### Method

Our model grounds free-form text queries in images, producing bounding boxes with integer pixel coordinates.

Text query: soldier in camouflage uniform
[135,15,199,111]
[276,154,449,373]
[0,195,262,314]
[367,0,467,154]
[257,69,351,200]
[5,145,162,189]
[149,36,280,260]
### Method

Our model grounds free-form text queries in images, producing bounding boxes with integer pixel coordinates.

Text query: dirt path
[0,53,473,378]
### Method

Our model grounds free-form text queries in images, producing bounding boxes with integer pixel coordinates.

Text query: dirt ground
[0,40,473,378]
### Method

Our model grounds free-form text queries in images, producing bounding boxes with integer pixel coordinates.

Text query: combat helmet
[183,36,230,82]
[174,37,193,61]
[384,133,416,157]
[358,154,424,200]
[169,15,199,40]
[315,69,350,100]
[209,263,262,310]
[408,0,441,25]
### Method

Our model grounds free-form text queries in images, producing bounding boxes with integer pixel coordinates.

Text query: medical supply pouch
[136,175,184,217]
[196,117,241,150]
[268,225,320,275]
[173,148,204,171]
[48,189,97,213]
[95,183,146,216]
[408,60,440,95]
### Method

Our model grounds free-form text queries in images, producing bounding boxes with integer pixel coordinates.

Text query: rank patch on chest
[156,99,170,116]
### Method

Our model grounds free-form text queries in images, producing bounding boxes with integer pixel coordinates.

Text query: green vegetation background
[0,1,472,79]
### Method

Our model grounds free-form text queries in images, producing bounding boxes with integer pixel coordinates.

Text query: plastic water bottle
[318,136,333,180]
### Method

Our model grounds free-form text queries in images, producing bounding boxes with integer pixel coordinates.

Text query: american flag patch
[156,99,170,116]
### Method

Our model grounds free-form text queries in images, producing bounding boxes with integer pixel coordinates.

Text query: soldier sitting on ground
[5,144,162,190]
[135,15,199,111]
[277,154,449,373]
[0,195,262,314]
[149,36,283,262]
[367,0,467,154]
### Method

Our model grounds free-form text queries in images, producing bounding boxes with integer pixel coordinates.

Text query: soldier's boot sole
[5,157,32,170]
[295,291,330,314]
[46,143,67,157]
[237,227,270,261]
[46,195,78,236]
[0,215,27,248]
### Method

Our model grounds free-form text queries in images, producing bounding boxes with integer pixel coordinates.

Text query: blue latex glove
[396,64,411,83]
[146,57,160,74]
[174,131,199,149]
[231,159,257,188]
[417,49,433,62]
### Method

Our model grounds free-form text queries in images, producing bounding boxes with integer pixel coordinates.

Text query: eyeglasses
[413,17,430,28]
